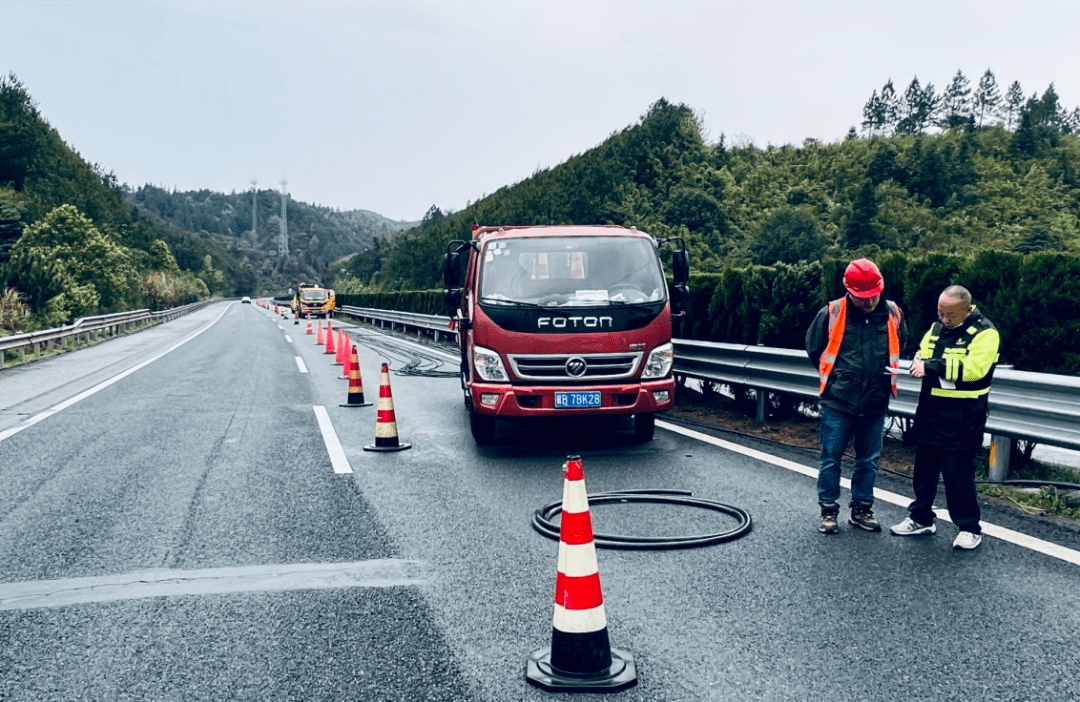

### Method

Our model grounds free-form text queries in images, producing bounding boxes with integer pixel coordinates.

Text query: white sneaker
[953,531,983,550]
[889,517,936,536]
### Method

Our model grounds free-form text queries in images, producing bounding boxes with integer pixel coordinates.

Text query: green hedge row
[680,251,1080,375]
[343,251,1080,375]
[337,290,444,316]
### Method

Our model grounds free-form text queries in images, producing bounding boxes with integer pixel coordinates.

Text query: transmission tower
[250,179,257,237]
[279,178,289,257]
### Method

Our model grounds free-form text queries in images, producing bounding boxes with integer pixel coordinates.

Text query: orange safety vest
[817,297,901,397]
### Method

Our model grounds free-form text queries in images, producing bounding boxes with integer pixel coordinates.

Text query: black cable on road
[346,328,459,378]
[532,489,752,550]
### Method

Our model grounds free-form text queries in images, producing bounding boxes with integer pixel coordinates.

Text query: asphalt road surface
[1,301,1077,702]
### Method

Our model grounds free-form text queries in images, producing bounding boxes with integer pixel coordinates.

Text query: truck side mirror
[444,288,462,312]
[670,283,689,310]
[444,252,461,288]
[672,250,689,285]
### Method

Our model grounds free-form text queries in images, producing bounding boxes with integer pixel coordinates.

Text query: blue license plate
[555,391,602,409]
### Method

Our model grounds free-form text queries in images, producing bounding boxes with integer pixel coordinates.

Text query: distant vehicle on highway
[444,224,689,444]
[241,296,251,304]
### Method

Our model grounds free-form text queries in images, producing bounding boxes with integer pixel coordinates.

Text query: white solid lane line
[657,419,1080,568]
[313,405,352,474]
[0,304,232,444]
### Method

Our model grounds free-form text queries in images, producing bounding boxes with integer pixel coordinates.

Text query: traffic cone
[293,308,299,325]
[525,456,637,693]
[306,316,313,335]
[340,347,372,407]
[334,328,347,365]
[341,338,353,379]
[363,364,411,451]
[316,321,325,345]
[324,322,337,355]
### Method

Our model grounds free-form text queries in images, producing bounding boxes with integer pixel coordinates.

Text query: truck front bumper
[469,378,675,417]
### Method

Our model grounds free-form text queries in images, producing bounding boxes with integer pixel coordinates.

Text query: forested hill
[340,88,1080,292]
[130,186,417,289]
[0,72,413,333]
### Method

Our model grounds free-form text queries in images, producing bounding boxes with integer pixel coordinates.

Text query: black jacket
[805,298,905,417]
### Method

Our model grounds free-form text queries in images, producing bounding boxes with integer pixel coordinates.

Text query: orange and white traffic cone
[340,347,372,407]
[293,308,299,325]
[363,363,411,451]
[324,322,337,355]
[306,316,313,335]
[316,321,325,345]
[334,328,347,365]
[525,456,637,693]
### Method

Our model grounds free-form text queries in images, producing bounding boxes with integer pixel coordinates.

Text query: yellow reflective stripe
[931,387,991,398]
[961,329,1000,382]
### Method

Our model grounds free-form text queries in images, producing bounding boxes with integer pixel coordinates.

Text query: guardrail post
[755,389,768,422]
[989,434,1012,482]
[33,341,40,358]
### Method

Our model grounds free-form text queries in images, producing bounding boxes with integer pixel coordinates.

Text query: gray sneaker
[952,531,983,550]
[890,517,936,536]
[818,502,840,535]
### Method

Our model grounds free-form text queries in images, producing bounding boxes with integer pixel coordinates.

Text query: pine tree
[897,77,938,134]
[861,90,885,137]
[974,69,1001,128]
[938,69,972,129]
[1002,81,1024,130]
[879,79,899,134]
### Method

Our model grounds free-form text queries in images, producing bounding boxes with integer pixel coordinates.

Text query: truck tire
[633,412,655,442]
[470,406,496,444]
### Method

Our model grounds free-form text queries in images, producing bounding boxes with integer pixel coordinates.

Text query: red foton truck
[444,224,689,444]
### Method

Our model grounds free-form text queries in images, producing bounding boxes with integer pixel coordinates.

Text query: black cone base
[340,402,373,408]
[363,442,411,452]
[525,646,637,693]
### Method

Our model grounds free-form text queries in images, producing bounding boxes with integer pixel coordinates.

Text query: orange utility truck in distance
[444,224,688,444]
[291,283,336,318]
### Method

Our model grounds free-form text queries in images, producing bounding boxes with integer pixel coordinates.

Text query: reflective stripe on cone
[363,363,411,451]
[340,347,372,408]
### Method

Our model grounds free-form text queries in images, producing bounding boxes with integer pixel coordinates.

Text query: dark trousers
[909,445,982,534]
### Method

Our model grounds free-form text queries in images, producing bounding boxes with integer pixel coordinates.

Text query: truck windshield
[301,290,327,301]
[479,236,666,307]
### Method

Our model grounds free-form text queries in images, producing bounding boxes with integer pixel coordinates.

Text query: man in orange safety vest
[805,259,905,535]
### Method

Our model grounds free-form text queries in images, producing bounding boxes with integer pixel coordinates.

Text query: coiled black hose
[531,489,753,550]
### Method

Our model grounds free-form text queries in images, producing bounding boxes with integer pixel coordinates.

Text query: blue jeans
[817,405,885,506]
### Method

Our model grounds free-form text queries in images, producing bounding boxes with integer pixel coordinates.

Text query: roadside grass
[973,450,1080,520]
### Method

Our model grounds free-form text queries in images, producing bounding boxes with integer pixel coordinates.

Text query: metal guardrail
[0,299,215,367]
[333,307,1080,478]
[337,306,455,341]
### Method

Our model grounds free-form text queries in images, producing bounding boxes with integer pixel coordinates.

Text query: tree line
[860,70,1080,137]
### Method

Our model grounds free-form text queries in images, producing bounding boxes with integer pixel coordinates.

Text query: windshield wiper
[480,297,546,309]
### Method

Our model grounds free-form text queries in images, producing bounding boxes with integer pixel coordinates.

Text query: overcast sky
[5,0,1079,222]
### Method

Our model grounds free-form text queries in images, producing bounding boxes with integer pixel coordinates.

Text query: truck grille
[507,352,642,382]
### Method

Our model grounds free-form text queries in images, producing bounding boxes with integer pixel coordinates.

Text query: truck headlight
[473,346,508,382]
[641,342,673,379]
